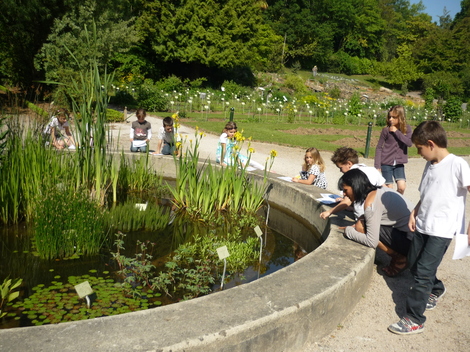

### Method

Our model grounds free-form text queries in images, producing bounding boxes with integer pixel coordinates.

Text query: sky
[409,0,463,23]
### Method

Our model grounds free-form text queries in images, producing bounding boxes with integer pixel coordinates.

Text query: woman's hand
[320,211,331,219]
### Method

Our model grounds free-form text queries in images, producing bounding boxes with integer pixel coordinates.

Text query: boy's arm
[408,200,421,232]
[156,139,162,153]
[320,197,352,219]
[130,127,134,142]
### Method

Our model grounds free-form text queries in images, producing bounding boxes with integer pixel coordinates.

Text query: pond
[0,203,321,329]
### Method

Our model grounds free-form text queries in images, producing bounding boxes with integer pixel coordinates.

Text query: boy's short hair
[331,147,359,165]
[163,116,174,127]
[411,121,447,148]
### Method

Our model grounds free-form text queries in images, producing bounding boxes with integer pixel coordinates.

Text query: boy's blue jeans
[405,231,451,325]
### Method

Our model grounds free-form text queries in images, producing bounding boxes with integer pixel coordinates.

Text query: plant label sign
[135,203,147,211]
[74,281,93,298]
[254,225,263,238]
[217,245,230,260]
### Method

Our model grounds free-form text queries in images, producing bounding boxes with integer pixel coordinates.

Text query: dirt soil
[283,127,470,149]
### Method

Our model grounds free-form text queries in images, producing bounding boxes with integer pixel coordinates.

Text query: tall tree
[0,0,71,91]
[138,0,277,79]
[35,0,138,103]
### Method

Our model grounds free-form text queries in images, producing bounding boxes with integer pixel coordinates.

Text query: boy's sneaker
[388,317,424,335]
[426,287,446,310]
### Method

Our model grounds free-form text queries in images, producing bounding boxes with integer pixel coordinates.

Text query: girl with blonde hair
[292,147,327,189]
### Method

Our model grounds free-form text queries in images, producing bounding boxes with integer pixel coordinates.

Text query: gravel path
[112,114,470,352]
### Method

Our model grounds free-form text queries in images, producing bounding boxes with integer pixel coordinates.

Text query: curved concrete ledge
[0,157,375,352]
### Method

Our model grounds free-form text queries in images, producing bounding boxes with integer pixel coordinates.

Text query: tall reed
[33,185,106,259]
[168,129,276,222]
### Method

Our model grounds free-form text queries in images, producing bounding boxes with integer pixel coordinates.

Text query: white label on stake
[217,246,230,260]
[74,281,93,298]
[254,225,263,238]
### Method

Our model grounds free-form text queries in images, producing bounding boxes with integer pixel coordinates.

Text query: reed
[33,185,106,259]
[104,202,170,232]
[168,129,276,222]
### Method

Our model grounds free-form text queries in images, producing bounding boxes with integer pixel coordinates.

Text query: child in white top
[130,109,151,153]
[44,108,76,150]
[388,121,470,335]
[157,116,180,155]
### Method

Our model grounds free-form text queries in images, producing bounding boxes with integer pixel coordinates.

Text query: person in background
[130,109,151,153]
[44,108,76,150]
[388,121,470,335]
[156,116,179,155]
[215,121,264,170]
[320,147,385,220]
[374,105,412,195]
[292,147,327,189]
[340,169,414,277]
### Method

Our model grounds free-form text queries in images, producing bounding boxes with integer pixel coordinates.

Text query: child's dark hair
[56,108,69,117]
[223,121,237,132]
[331,147,359,165]
[136,108,146,120]
[411,121,447,148]
[163,116,174,127]
[338,169,378,204]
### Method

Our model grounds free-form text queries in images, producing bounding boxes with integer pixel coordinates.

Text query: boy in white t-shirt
[388,121,470,335]
[156,116,180,155]
[320,147,385,220]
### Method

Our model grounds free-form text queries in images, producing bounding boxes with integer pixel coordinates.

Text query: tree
[35,0,138,104]
[382,43,422,93]
[138,0,275,80]
[0,0,71,92]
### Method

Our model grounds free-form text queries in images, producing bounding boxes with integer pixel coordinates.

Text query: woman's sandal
[382,254,407,277]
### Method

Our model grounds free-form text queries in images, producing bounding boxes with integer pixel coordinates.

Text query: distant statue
[312,65,318,77]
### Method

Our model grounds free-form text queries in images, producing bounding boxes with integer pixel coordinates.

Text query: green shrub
[328,85,342,99]
[348,92,362,116]
[156,75,185,92]
[284,74,309,95]
[137,79,169,111]
[443,97,463,122]
[221,80,251,98]
[106,108,125,122]
[109,90,137,106]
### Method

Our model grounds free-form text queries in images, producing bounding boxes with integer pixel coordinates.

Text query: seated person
[130,108,151,153]
[157,116,179,155]
[44,108,76,150]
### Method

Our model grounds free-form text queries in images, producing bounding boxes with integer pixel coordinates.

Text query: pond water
[0,204,321,329]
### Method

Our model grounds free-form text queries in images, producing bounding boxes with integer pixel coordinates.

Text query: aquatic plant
[168,128,275,222]
[33,185,106,259]
[105,202,170,233]
[151,229,258,300]
[110,232,156,292]
[1,277,22,318]
[9,273,161,326]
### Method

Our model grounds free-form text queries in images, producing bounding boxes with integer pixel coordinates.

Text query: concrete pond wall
[0,157,375,352]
